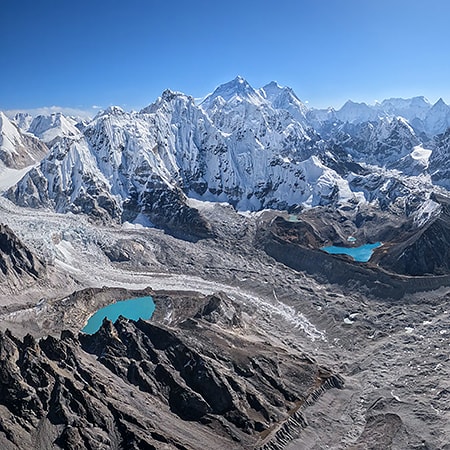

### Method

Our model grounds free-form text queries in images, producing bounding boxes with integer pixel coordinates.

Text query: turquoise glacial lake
[321,242,382,262]
[81,296,155,334]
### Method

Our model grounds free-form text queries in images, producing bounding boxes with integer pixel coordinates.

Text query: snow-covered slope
[335,100,382,124]
[430,129,450,189]
[8,85,355,227]
[0,112,48,169]
[423,98,450,136]
[329,117,421,171]
[27,113,81,144]
[259,81,309,124]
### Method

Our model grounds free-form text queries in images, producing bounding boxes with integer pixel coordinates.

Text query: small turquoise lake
[321,242,382,262]
[82,296,155,334]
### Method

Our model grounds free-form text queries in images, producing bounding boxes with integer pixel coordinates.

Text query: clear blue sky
[2,0,450,113]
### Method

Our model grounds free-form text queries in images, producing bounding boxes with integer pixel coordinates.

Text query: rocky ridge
[0,223,45,291]
[0,290,343,450]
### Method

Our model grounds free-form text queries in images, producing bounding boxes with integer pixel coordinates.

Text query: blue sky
[2,0,450,114]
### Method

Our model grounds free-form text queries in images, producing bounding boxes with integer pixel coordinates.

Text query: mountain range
[1,77,450,449]
[1,76,449,238]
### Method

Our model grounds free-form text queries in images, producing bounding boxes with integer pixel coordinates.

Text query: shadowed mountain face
[0,292,343,450]
[375,194,450,276]
[0,223,45,290]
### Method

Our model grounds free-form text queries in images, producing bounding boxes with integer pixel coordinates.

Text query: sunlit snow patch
[410,145,432,163]
[0,164,35,192]
[122,213,155,229]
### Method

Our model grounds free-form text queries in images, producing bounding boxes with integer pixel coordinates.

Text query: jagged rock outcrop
[0,292,343,449]
[0,223,45,290]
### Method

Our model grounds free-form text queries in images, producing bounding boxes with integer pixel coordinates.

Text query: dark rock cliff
[375,194,450,276]
[0,223,45,289]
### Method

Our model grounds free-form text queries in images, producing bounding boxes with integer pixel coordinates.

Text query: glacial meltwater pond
[321,242,382,262]
[81,296,155,334]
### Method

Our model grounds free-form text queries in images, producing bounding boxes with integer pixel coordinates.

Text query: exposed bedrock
[0,223,45,290]
[0,291,343,450]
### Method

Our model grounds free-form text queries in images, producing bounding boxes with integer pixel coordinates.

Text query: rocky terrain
[0,196,448,449]
[0,289,345,450]
[0,223,45,292]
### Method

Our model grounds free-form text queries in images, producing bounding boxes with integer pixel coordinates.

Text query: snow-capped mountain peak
[4,79,450,240]
[423,97,450,136]
[201,76,265,110]
[95,106,127,117]
[433,97,447,108]
[380,96,431,121]
[0,112,48,169]
[28,112,81,144]
[0,112,23,156]
[259,81,309,123]
[335,100,381,124]
[13,112,33,132]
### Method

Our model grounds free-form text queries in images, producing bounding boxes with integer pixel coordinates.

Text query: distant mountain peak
[161,89,190,102]
[432,97,447,108]
[200,76,264,109]
[100,106,126,116]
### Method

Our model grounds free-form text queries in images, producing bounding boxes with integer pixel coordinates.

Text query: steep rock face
[0,112,48,169]
[0,224,45,290]
[0,292,343,449]
[375,194,450,276]
[6,106,213,237]
[6,136,122,222]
